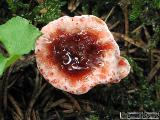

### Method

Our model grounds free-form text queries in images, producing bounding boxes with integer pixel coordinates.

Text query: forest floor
[0,0,160,120]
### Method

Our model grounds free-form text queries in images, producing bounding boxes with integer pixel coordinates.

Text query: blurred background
[0,0,160,120]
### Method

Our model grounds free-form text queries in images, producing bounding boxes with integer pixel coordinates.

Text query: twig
[121,48,138,55]
[8,94,23,119]
[123,7,129,35]
[131,25,143,34]
[0,76,4,120]
[143,26,151,40]
[132,57,160,62]
[152,49,160,54]
[109,21,120,30]
[59,103,73,109]
[63,92,81,112]
[68,0,82,12]
[31,110,41,120]
[31,110,36,120]
[55,109,61,120]
[32,110,40,120]
[27,0,33,12]
[105,7,115,22]
[79,100,92,112]
[3,64,15,116]
[118,0,130,34]
[13,55,35,73]
[127,88,138,93]
[36,0,46,4]
[75,11,83,15]
[147,49,153,71]
[112,32,147,50]
[147,61,160,81]
[153,54,160,60]
[10,108,22,120]
[132,58,148,61]
[39,86,54,108]
[7,74,22,89]
[63,109,74,113]
[25,83,47,120]
[155,76,160,100]
[122,6,130,56]
[44,99,66,112]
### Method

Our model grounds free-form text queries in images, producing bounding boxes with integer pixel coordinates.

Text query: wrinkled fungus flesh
[35,15,130,94]
[48,29,113,81]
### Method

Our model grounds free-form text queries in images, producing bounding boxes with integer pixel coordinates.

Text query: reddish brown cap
[35,15,130,94]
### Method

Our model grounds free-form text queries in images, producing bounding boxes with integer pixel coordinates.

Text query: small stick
[122,6,129,55]
[105,7,115,22]
[10,109,22,120]
[112,32,147,49]
[3,64,15,116]
[131,25,143,34]
[143,26,151,40]
[153,54,160,60]
[31,110,37,120]
[44,99,66,112]
[25,83,47,120]
[63,92,81,112]
[155,76,160,100]
[8,94,23,119]
[147,61,160,81]
[109,21,120,30]
[63,109,74,113]
[123,7,129,35]
[31,110,41,120]
[127,88,138,93]
[59,103,73,109]
[55,109,61,120]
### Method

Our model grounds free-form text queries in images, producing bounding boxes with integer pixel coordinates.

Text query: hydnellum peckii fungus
[35,15,130,94]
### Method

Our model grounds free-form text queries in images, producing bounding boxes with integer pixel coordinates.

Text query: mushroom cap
[35,15,130,94]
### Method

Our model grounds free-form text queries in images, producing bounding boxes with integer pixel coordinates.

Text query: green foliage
[81,0,116,16]
[129,0,160,21]
[0,16,41,76]
[7,0,29,14]
[88,114,99,120]
[0,54,7,75]
[30,0,65,23]
[0,54,20,75]
[6,0,65,24]
[153,0,160,8]
[82,0,89,14]
[149,26,160,48]
[125,56,144,79]
[123,57,159,111]
[129,0,142,21]
[0,16,41,55]
[1,0,160,119]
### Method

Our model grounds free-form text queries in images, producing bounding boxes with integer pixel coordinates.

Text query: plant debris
[0,0,160,119]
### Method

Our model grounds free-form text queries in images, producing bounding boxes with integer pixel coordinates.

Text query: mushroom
[35,15,130,94]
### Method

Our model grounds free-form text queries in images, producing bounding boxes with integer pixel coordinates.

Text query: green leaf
[0,54,20,76]
[129,0,142,21]
[0,55,7,76]
[0,16,41,76]
[0,16,41,56]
